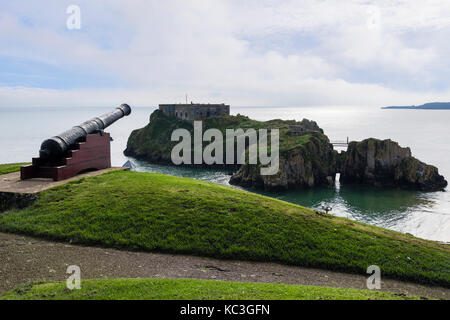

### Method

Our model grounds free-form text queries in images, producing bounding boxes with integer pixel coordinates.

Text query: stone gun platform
[0,167,128,212]
[0,167,128,194]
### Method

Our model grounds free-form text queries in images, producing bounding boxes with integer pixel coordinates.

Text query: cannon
[21,104,132,181]
[40,104,131,161]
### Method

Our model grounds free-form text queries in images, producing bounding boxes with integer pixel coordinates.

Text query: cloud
[0,0,449,107]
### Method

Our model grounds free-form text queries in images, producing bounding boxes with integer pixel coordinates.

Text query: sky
[1,0,450,107]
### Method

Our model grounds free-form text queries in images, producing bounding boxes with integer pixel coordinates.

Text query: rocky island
[340,139,448,191]
[125,107,447,192]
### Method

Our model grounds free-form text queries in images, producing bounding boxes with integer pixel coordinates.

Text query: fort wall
[159,103,230,121]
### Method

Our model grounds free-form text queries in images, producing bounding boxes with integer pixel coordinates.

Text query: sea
[0,105,448,242]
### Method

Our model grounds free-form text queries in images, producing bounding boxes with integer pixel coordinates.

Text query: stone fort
[159,103,230,121]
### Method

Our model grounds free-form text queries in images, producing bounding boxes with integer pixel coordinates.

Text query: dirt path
[0,232,448,299]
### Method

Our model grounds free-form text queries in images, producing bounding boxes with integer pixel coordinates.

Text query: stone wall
[159,104,230,121]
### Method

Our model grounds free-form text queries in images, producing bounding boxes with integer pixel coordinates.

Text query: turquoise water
[0,106,448,242]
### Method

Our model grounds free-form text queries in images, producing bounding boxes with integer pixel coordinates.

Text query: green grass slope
[0,163,30,175]
[0,278,421,300]
[0,170,448,286]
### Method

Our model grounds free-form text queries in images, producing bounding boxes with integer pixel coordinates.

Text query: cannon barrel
[39,104,131,161]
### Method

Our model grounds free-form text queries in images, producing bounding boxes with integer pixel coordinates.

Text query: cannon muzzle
[39,104,131,161]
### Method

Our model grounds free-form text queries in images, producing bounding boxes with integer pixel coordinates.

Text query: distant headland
[382,102,450,110]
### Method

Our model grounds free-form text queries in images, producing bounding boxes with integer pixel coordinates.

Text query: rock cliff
[230,134,338,191]
[124,110,194,164]
[340,138,447,191]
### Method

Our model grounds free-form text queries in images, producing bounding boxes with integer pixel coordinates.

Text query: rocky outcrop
[340,138,447,191]
[297,118,322,132]
[230,134,338,191]
[124,110,191,164]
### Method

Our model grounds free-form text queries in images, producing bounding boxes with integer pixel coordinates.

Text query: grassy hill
[0,278,422,300]
[0,168,448,287]
[0,163,30,175]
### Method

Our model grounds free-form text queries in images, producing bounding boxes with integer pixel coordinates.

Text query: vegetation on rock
[125,110,338,190]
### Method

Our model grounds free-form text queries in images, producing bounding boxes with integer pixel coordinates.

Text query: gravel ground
[0,232,448,299]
